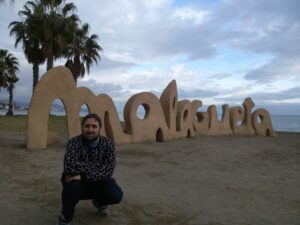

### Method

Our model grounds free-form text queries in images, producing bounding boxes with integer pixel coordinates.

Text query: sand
[0,131,299,225]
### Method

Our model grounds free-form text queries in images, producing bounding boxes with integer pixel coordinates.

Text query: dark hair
[81,113,102,127]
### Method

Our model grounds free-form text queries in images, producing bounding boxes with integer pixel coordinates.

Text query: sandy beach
[0,131,299,225]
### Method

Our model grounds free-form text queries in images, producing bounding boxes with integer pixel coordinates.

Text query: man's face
[82,118,101,141]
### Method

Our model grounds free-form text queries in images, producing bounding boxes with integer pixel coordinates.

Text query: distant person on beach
[57,113,123,225]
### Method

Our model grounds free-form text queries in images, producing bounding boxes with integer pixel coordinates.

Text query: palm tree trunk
[74,74,78,83]
[47,57,53,71]
[74,56,80,83]
[6,84,14,116]
[32,63,39,93]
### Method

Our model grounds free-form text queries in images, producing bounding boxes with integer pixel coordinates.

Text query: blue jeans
[61,178,123,222]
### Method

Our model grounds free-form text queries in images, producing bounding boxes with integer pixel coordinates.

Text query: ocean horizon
[0,110,299,133]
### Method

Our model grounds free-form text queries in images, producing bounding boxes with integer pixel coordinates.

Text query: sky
[0,0,300,116]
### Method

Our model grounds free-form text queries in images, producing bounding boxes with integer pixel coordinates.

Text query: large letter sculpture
[27,66,276,149]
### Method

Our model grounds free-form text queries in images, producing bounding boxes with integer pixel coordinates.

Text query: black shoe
[57,214,70,225]
[92,199,110,216]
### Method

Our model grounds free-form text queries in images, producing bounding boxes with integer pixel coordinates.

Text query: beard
[82,132,100,143]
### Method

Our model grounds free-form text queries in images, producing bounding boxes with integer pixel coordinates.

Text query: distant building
[0,101,9,110]
[0,101,15,110]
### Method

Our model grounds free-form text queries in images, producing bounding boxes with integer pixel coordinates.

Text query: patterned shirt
[62,134,116,182]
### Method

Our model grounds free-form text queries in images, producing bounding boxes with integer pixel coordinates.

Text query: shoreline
[1,114,300,133]
[1,113,300,134]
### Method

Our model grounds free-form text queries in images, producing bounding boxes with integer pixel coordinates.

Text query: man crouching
[57,113,123,225]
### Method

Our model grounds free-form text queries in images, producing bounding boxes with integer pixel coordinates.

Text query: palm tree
[6,75,19,115]
[39,0,79,70]
[9,1,45,92]
[9,0,79,93]
[0,49,19,116]
[0,50,7,90]
[65,23,102,82]
[0,49,18,88]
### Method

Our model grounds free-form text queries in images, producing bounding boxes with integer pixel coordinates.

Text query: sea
[0,110,299,132]
[270,115,300,132]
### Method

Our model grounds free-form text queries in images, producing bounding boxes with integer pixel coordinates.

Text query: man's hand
[65,175,81,183]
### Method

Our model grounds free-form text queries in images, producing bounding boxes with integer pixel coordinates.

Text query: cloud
[96,55,136,70]
[251,86,300,102]
[233,22,300,58]
[244,57,300,83]
[205,0,300,88]
[209,0,300,60]
[72,0,221,61]
[208,73,232,80]
[178,88,219,99]
[1,0,300,116]
[13,62,46,103]
[215,86,300,104]
[78,79,130,100]
[172,6,209,25]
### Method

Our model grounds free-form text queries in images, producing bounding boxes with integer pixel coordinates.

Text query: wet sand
[0,131,299,225]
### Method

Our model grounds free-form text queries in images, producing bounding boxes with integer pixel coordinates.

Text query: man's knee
[111,188,123,204]
[108,178,123,204]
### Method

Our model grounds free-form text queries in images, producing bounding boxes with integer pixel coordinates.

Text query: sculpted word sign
[27,66,276,149]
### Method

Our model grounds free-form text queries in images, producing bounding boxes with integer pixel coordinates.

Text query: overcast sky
[0,0,300,115]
